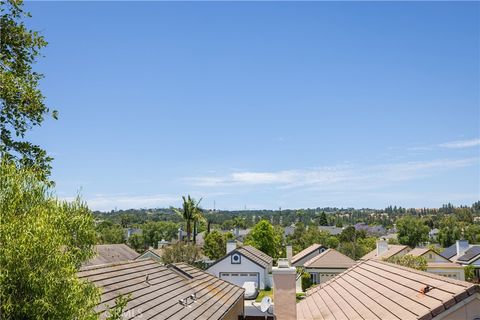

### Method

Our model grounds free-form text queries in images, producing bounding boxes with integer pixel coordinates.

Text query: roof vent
[145,274,151,286]
[420,285,432,295]
[178,293,197,307]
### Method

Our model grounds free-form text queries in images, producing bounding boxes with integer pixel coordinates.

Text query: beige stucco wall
[222,296,244,320]
[427,267,465,281]
[434,294,480,320]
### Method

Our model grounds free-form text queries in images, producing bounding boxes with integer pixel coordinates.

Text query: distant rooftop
[83,244,139,266]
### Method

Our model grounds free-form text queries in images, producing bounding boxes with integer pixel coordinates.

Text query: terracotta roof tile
[303,249,356,269]
[298,259,479,320]
[360,244,409,260]
[291,244,324,264]
[84,244,139,266]
[79,259,244,319]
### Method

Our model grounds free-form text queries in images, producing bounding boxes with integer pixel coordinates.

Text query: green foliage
[464,265,476,282]
[437,215,462,247]
[161,241,201,265]
[300,269,312,291]
[396,215,429,247]
[244,220,281,258]
[465,224,480,244]
[128,233,144,252]
[203,230,228,260]
[97,223,125,244]
[318,212,328,226]
[105,294,130,320]
[0,0,56,179]
[142,221,178,248]
[172,195,202,242]
[386,255,427,271]
[0,161,100,319]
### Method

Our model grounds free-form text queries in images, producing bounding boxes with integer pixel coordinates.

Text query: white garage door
[220,272,259,288]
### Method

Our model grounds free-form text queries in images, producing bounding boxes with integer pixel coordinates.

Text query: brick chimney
[273,258,297,320]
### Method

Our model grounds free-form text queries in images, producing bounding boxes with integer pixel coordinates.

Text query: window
[231,253,241,264]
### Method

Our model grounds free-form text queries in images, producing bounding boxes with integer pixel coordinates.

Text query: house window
[231,253,241,264]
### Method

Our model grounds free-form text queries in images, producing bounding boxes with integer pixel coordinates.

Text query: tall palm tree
[173,195,203,243]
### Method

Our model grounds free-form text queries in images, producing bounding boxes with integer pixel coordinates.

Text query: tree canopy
[244,220,281,258]
[0,0,57,179]
[396,215,429,248]
[0,161,99,319]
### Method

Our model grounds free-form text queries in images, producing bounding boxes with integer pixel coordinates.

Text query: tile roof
[407,248,431,257]
[303,249,356,269]
[84,244,139,266]
[439,244,457,260]
[291,244,324,265]
[297,259,479,320]
[78,259,244,320]
[457,246,480,262]
[360,244,409,260]
[236,245,273,268]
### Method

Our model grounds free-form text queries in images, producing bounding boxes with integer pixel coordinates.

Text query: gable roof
[236,245,273,268]
[208,245,273,270]
[297,259,479,320]
[439,243,457,260]
[407,247,431,257]
[136,248,164,260]
[78,259,244,320]
[84,244,139,266]
[360,244,409,260]
[457,246,480,263]
[291,244,324,265]
[303,249,356,269]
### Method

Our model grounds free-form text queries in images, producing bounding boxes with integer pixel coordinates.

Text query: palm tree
[173,195,203,243]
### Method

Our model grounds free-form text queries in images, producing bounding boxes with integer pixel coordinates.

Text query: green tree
[464,265,476,282]
[161,242,201,265]
[396,215,429,247]
[244,220,280,258]
[142,221,178,248]
[128,233,144,252]
[97,224,125,244]
[173,195,202,243]
[0,162,100,319]
[465,224,480,244]
[203,230,227,259]
[318,212,328,226]
[437,216,462,247]
[0,0,57,179]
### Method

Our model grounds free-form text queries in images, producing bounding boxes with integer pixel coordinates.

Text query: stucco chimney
[456,240,469,256]
[273,258,297,320]
[286,245,293,262]
[226,240,236,254]
[376,239,388,257]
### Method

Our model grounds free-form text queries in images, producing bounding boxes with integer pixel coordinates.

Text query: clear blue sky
[26,1,479,211]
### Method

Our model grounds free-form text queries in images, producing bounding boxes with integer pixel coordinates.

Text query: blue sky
[26,1,479,211]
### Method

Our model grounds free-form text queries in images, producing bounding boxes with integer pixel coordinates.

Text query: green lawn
[255,289,274,302]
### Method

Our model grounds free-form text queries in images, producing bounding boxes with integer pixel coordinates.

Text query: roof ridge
[239,245,272,263]
[374,260,474,288]
[291,243,322,263]
[303,248,331,267]
[79,258,154,272]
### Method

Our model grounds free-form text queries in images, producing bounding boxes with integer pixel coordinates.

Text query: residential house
[354,222,386,236]
[360,239,410,260]
[295,259,480,320]
[407,247,465,280]
[207,241,273,289]
[443,240,480,281]
[125,228,142,240]
[291,243,328,267]
[302,248,356,285]
[136,248,164,262]
[79,259,245,319]
[84,244,139,266]
[318,225,343,235]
